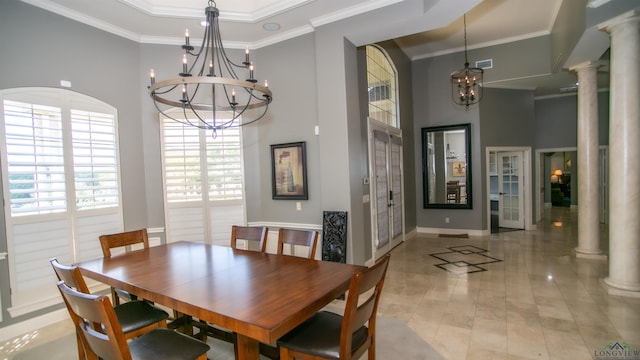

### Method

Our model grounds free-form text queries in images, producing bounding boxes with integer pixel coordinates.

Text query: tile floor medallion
[430,245,502,275]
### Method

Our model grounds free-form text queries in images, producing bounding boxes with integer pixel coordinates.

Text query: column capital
[598,8,640,33]
[569,60,606,72]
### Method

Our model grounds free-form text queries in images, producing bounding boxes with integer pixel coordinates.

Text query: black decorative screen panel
[322,211,347,264]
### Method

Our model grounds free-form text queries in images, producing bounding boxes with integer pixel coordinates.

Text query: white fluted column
[599,10,640,296]
[570,61,606,260]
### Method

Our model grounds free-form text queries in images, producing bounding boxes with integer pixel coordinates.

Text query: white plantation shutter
[206,127,243,201]
[161,114,245,246]
[163,122,203,202]
[3,100,66,216]
[71,110,119,210]
[0,88,123,316]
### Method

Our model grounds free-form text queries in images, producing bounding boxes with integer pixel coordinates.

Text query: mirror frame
[421,123,472,209]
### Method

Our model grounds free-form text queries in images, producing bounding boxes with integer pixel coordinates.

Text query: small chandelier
[148,0,273,136]
[451,14,483,108]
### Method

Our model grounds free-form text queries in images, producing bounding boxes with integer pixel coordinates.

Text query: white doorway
[368,119,404,261]
[534,147,608,224]
[486,147,532,232]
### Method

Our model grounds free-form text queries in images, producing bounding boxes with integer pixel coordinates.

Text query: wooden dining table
[76,241,365,360]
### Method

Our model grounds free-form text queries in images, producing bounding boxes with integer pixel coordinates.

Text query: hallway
[380,207,637,359]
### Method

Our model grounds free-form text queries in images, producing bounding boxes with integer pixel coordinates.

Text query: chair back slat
[277,228,319,259]
[230,225,268,252]
[340,254,390,359]
[50,258,90,293]
[99,229,149,258]
[57,281,132,360]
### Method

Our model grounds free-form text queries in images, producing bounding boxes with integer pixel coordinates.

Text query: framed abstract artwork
[271,141,308,200]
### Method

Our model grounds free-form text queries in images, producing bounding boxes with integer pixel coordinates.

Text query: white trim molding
[416,226,490,237]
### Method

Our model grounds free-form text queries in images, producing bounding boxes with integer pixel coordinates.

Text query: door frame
[534,147,575,222]
[497,151,525,229]
[534,146,608,224]
[485,146,533,231]
[367,118,405,261]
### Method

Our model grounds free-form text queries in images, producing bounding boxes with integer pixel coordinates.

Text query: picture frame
[452,161,466,177]
[564,152,572,172]
[271,141,308,200]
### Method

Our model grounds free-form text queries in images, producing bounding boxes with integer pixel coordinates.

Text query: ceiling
[22,0,614,97]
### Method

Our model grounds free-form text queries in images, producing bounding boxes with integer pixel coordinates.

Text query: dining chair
[446,180,460,203]
[230,225,268,252]
[99,229,149,305]
[50,258,169,342]
[276,228,319,259]
[56,280,210,360]
[277,254,391,360]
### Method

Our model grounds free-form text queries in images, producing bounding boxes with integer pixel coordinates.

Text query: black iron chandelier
[451,14,483,108]
[148,0,273,136]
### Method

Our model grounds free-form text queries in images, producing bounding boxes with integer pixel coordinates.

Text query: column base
[601,278,640,298]
[574,247,607,260]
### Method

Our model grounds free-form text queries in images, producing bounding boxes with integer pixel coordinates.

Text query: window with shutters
[160,112,245,246]
[0,88,123,316]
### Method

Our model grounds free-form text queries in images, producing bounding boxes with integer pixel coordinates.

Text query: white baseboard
[416,226,489,237]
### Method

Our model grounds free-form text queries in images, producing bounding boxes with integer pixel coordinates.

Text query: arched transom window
[366,45,399,127]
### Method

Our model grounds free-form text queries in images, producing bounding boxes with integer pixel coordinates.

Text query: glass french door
[498,151,524,229]
[369,120,404,260]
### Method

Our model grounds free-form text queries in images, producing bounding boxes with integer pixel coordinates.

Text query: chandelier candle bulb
[208,61,213,76]
[150,69,155,84]
[182,55,188,75]
[185,29,190,46]
[245,48,250,66]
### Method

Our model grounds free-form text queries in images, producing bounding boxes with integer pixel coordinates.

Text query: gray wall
[412,51,483,230]
[244,34,321,225]
[535,91,610,149]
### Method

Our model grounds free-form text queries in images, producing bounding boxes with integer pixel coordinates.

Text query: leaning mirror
[422,123,472,209]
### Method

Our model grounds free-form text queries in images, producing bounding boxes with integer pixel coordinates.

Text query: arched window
[0,87,123,314]
[366,45,399,127]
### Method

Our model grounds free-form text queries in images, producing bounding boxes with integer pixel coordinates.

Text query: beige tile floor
[378,207,640,359]
[2,207,640,359]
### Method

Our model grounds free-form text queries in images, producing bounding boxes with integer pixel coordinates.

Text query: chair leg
[368,337,376,360]
[110,287,120,306]
[75,332,85,360]
[279,346,294,360]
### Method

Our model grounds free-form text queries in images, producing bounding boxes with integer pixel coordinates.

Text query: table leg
[235,334,260,360]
